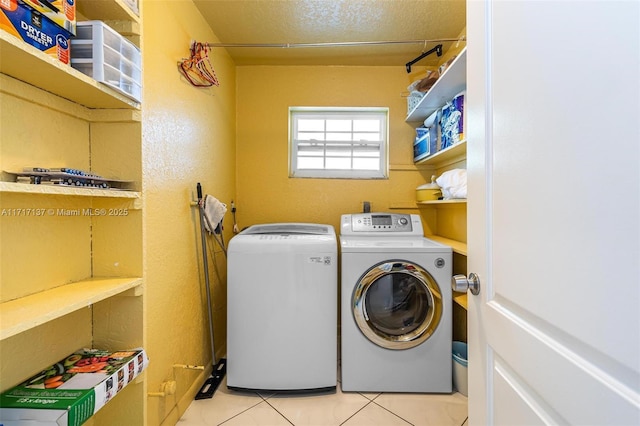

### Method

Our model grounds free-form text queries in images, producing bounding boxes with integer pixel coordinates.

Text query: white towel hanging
[203,195,227,233]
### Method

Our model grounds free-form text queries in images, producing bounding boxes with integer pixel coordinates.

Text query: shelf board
[425,235,467,256]
[406,47,467,123]
[0,182,140,199]
[0,277,142,341]
[417,199,467,206]
[415,140,466,167]
[389,163,433,172]
[388,203,420,210]
[77,0,140,23]
[453,293,468,310]
[0,30,140,109]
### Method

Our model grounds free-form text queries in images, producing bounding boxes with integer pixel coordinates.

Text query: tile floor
[178,373,468,426]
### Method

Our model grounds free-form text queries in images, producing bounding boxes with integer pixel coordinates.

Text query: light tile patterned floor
[178,376,468,426]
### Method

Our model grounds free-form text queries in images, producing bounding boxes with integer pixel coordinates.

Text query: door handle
[452,273,481,295]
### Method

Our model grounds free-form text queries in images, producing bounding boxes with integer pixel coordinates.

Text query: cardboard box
[20,0,75,34]
[0,348,149,426]
[413,132,431,163]
[413,109,441,163]
[0,0,73,64]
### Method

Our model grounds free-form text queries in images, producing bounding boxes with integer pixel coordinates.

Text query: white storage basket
[407,92,423,115]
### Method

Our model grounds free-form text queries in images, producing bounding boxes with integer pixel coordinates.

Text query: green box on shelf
[0,348,148,426]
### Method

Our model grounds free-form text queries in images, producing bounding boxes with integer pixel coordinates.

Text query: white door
[466,1,639,424]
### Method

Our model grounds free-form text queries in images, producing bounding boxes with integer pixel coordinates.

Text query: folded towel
[436,169,467,199]
[203,195,227,233]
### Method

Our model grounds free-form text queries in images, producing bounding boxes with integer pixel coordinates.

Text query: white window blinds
[289,107,389,179]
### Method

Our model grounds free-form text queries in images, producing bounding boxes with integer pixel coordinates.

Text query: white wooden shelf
[406,47,467,123]
[0,30,140,110]
[0,277,143,341]
[0,181,140,199]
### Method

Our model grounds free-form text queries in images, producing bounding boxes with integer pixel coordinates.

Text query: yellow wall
[1,2,465,422]
[141,1,235,424]
[236,65,435,231]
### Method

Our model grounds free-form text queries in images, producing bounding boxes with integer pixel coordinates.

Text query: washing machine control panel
[343,213,422,234]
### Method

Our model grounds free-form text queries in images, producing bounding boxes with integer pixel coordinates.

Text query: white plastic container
[452,341,468,396]
[70,21,142,102]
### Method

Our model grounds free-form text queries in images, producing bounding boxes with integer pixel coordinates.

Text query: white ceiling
[193,0,466,67]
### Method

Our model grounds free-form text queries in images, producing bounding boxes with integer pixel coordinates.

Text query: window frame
[289,107,389,179]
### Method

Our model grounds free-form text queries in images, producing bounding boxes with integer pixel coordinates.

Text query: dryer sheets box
[20,0,76,34]
[0,0,73,64]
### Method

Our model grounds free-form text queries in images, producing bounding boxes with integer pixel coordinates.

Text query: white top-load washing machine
[340,213,452,393]
[227,223,337,392]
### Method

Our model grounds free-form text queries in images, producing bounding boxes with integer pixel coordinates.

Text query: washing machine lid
[242,223,333,236]
[230,223,336,253]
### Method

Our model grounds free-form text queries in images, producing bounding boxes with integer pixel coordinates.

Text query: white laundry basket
[452,341,468,396]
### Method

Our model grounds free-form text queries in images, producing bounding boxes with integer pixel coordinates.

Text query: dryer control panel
[341,213,423,235]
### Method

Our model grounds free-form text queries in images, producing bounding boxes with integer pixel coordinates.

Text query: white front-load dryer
[227,223,337,392]
[340,213,452,393]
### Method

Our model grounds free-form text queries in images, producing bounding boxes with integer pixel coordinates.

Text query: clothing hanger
[405,44,443,73]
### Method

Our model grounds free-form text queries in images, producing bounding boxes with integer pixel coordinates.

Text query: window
[289,107,388,179]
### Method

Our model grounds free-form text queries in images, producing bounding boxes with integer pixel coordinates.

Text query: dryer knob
[398,217,408,225]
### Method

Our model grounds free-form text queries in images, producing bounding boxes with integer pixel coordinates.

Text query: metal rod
[197,183,217,368]
[207,37,465,49]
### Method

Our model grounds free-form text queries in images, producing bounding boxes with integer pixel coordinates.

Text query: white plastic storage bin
[452,341,468,396]
[70,21,142,103]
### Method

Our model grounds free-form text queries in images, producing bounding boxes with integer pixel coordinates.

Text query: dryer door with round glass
[352,260,443,350]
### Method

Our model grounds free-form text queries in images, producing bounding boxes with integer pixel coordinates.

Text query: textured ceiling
[192,0,466,67]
